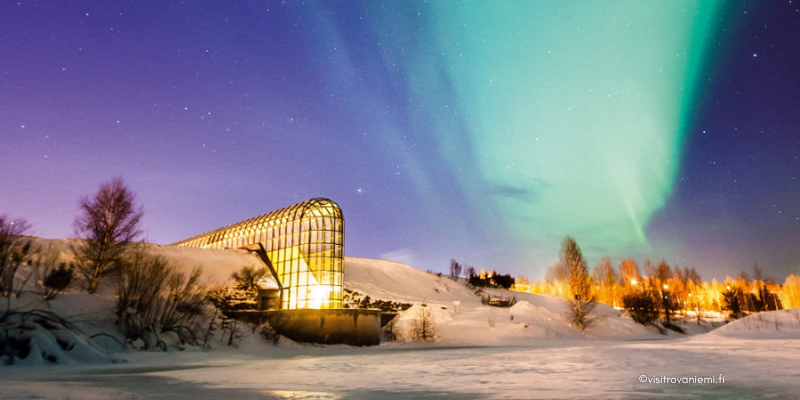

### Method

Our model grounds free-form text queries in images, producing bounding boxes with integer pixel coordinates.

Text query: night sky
[1,1,798,280]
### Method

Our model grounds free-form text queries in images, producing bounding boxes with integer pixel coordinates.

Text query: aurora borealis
[403,1,722,261]
[1,1,798,279]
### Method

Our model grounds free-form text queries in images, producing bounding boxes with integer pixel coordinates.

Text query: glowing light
[631,279,638,286]
[308,285,332,309]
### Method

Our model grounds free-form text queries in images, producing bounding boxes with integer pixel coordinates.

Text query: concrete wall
[266,309,382,346]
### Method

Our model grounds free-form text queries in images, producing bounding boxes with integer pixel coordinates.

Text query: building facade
[174,198,344,310]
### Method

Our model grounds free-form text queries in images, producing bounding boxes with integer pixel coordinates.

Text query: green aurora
[296,0,725,268]
[406,1,724,262]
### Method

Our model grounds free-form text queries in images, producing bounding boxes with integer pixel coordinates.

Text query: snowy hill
[10,240,683,350]
[344,256,479,305]
[708,309,800,339]
[23,237,267,287]
[344,256,662,343]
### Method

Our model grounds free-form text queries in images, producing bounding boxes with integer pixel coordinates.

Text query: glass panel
[175,199,344,310]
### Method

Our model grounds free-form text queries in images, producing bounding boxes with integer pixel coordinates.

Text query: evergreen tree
[721,286,744,319]
[560,236,595,331]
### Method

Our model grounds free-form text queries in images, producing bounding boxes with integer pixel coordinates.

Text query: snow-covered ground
[3,331,799,399]
[2,241,799,399]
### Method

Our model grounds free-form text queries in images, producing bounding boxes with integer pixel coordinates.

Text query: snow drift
[709,309,800,339]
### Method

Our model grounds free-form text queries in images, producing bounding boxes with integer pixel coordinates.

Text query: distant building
[174,198,344,310]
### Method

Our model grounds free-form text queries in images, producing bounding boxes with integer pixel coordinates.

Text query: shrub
[0,216,32,297]
[231,265,268,300]
[468,272,515,289]
[492,273,515,289]
[206,286,256,312]
[623,290,659,326]
[43,263,73,300]
[115,248,207,349]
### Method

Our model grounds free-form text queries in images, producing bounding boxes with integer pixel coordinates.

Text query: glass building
[174,198,344,310]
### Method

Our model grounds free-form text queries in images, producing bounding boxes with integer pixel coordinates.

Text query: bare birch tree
[73,178,142,293]
[0,216,32,297]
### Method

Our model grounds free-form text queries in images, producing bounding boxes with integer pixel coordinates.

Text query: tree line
[513,241,798,324]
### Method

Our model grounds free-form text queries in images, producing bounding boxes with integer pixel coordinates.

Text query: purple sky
[1,1,798,281]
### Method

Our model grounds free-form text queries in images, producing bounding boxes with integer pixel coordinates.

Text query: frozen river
[2,336,798,399]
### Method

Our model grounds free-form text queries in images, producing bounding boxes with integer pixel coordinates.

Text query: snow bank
[708,309,800,339]
[1,289,126,365]
[390,304,451,342]
[25,237,272,288]
[344,257,479,305]
[146,243,274,287]
[0,310,121,365]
